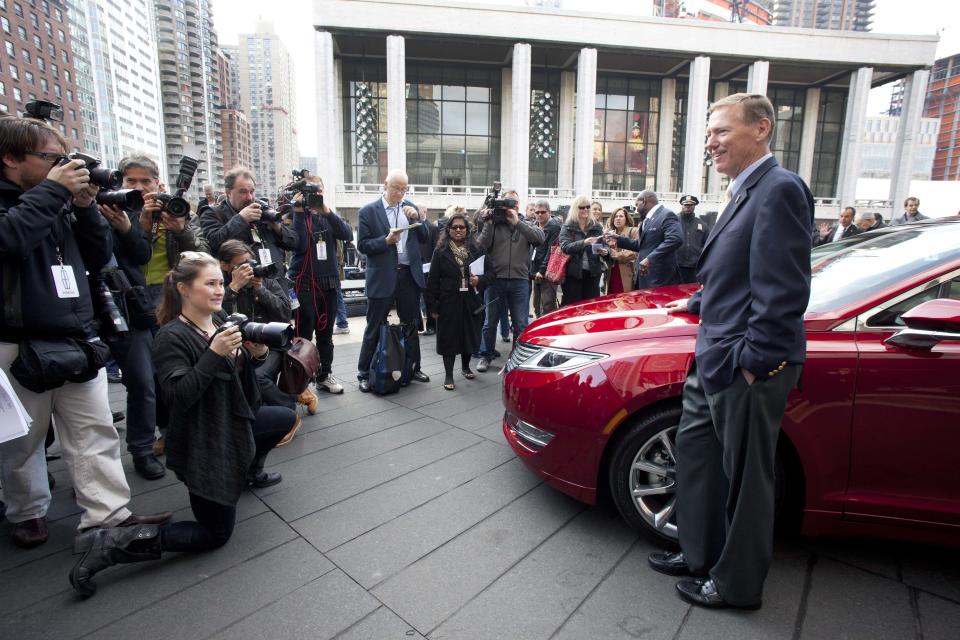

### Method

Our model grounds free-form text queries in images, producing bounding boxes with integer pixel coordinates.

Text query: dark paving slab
[917,591,960,640]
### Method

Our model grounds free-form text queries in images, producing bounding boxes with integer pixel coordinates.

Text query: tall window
[811,88,847,198]
[341,60,387,184]
[670,80,688,192]
[593,75,660,192]
[405,63,500,187]
[768,85,805,173]
[528,69,561,188]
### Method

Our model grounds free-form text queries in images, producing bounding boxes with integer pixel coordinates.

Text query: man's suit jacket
[357,198,428,299]
[814,223,859,246]
[891,211,929,226]
[688,157,814,395]
[615,204,682,289]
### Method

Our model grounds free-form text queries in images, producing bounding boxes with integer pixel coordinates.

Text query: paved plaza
[1,325,958,639]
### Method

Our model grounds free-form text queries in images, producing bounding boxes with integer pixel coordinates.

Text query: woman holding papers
[424,212,490,390]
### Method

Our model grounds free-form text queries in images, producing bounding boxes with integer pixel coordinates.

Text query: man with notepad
[355,170,431,392]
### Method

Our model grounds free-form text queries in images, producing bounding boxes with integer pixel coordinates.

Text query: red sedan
[502,219,960,547]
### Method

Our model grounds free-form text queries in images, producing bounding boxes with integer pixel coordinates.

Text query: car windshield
[807,223,960,313]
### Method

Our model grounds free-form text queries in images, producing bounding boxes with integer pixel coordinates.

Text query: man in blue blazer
[649,94,814,610]
[355,170,431,391]
[607,190,682,289]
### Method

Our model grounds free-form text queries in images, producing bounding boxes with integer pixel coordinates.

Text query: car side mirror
[884,299,960,350]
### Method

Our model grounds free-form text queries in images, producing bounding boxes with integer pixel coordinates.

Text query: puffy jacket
[0,177,112,341]
[477,218,544,280]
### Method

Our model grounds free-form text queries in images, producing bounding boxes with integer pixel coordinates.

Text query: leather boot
[246,453,281,488]
[70,524,162,597]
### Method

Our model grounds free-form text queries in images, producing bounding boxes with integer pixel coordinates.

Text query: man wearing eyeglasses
[530,200,561,317]
[0,115,171,549]
[356,170,431,392]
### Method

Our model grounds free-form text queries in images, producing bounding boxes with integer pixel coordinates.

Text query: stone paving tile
[0,512,300,640]
[917,591,960,640]
[802,537,901,581]
[83,539,333,640]
[416,382,504,420]
[329,458,542,589]
[208,569,380,640]
[472,421,509,446]
[901,546,960,604]
[430,508,638,640]
[799,557,916,640]
[445,400,509,432]
[337,605,427,639]
[676,544,811,640]
[551,539,687,640]
[293,440,513,552]
[262,427,481,521]
[372,483,583,634]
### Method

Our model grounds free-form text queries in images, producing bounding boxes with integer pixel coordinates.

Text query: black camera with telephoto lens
[243,259,279,279]
[215,312,292,349]
[482,181,518,224]
[60,152,144,211]
[255,197,280,224]
[153,155,199,221]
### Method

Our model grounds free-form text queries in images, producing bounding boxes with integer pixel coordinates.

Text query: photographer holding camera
[474,186,544,373]
[288,175,352,396]
[0,115,171,549]
[201,167,297,278]
[69,251,296,597]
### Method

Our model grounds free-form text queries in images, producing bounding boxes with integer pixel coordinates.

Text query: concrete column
[500,68,512,185]
[573,47,597,197]
[836,67,873,206]
[510,43,532,207]
[315,31,338,206]
[656,77,676,192]
[682,56,710,196]
[797,87,821,185]
[747,60,769,95]
[707,81,729,194]
[386,35,406,174]
[332,59,345,197]
[557,70,576,191]
[888,69,930,208]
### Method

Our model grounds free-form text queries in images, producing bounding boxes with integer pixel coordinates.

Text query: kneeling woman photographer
[424,211,489,390]
[70,252,295,597]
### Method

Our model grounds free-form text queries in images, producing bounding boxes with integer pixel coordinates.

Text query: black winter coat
[559,220,604,280]
[424,244,488,357]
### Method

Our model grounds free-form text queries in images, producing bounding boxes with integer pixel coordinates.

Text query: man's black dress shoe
[420,328,436,336]
[411,370,430,383]
[648,551,694,576]
[358,379,371,393]
[133,454,166,480]
[248,470,282,488]
[676,578,761,610]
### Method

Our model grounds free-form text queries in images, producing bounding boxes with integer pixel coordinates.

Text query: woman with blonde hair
[558,195,605,305]
[604,207,640,294]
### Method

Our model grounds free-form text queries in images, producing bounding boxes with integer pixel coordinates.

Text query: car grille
[506,341,540,373]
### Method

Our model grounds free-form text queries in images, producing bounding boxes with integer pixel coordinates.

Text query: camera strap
[49,220,79,298]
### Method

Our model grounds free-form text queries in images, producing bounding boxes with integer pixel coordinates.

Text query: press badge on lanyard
[316,240,327,261]
[258,248,273,266]
[52,250,79,298]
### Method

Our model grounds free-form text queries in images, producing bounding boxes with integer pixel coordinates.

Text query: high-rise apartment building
[772,0,874,31]
[924,53,960,182]
[237,21,298,200]
[657,0,773,25]
[66,0,165,176]
[220,44,241,109]
[216,45,251,173]
[154,0,222,195]
[0,0,83,147]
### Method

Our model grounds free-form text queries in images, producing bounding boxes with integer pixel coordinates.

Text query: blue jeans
[335,287,349,328]
[498,295,510,338]
[480,278,530,360]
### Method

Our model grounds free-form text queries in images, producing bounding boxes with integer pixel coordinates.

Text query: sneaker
[333,325,350,335]
[476,359,490,373]
[316,374,344,394]
[501,335,511,343]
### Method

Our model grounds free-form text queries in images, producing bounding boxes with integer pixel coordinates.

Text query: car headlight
[509,343,605,372]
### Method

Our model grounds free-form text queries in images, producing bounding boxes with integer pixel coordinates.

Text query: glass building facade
[811,87,848,198]
[592,75,660,191]
[341,60,388,184]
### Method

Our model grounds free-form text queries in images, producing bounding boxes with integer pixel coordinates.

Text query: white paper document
[468,256,485,276]
[0,369,31,444]
[422,263,431,274]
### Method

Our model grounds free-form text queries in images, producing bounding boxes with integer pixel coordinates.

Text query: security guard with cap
[677,195,711,284]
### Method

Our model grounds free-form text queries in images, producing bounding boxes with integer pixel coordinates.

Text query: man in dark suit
[418,206,438,336]
[676,194,711,284]
[856,210,885,232]
[606,190,682,289]
[651,94,813,610]
[814,206,860,246]
[355,170,431,392]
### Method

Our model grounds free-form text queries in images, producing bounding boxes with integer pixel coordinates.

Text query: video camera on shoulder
[153,155,198,221]
[215,312,292,349]
[482,181,518,224]
[284,169,324,210]
[243,258,279,279]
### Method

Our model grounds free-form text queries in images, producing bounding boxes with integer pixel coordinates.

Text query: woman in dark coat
[70,252,296,597]
[424,212,488,390]
[559,195,606,305]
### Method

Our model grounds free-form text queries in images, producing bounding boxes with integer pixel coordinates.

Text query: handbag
[11,336,112,393]
[278,337,321,395]
[368,323,409,395]
[544,244,570,284]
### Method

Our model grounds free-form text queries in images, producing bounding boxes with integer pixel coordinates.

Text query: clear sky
[212,0,959,157]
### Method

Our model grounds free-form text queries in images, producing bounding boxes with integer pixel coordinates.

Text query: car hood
[520,284,702,352]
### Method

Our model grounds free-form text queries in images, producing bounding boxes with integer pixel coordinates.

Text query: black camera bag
[11,336,113,393]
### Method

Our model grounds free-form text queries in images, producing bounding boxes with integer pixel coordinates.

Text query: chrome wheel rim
[629,425,679,540]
